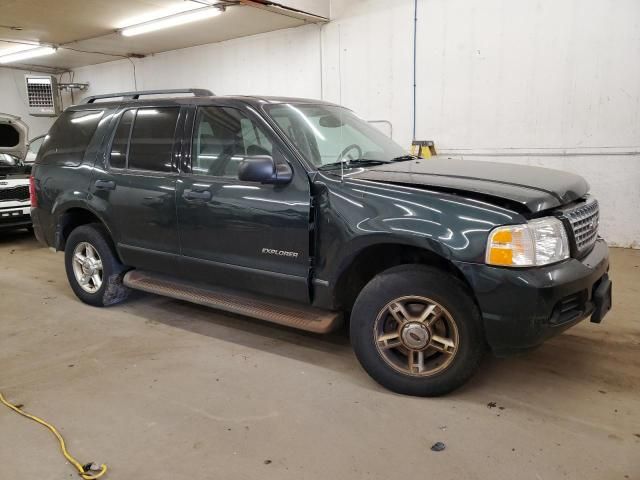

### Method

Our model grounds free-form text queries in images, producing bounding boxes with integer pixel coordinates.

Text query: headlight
[486,217,569,267]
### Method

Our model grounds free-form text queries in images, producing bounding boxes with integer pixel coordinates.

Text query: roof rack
[82,88,214,104]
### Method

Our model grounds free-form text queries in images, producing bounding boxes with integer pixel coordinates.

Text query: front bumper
[455,239,611,356]
[0,205,31,230]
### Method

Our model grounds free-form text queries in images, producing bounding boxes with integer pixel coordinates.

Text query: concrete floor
[0,231,638,480]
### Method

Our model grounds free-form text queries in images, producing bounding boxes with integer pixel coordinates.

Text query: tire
[64,223,130,307]
[350,265,484,396]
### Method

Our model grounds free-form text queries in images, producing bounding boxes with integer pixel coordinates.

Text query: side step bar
[123,270,342,334]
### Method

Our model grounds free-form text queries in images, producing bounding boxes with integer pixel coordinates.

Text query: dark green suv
[30,89,612,396]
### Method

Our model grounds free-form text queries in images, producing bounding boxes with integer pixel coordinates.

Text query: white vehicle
[24,134,45,164]
[0,114,32,232]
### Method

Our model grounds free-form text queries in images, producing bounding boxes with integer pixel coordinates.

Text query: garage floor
[0,231,638,480]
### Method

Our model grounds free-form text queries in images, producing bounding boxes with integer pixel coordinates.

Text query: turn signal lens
[486,217,569,267]
[490,229,512,244]
[488,247,513,265]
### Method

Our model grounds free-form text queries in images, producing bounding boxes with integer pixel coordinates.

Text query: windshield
[28,136,44,154]
[265,104,406,169]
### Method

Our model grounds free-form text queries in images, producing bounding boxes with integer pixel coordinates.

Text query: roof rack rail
[82,88,214,104]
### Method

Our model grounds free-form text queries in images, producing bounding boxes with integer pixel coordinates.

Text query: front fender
[312,176,526,303]
[330,231,451,280]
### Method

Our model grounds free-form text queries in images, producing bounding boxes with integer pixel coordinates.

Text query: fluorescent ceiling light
[0,43,43,56]
[0,46,56,64]
[115,2,202,29]
[120,6,223,37]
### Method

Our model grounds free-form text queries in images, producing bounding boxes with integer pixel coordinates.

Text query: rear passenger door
[92,106,183,273]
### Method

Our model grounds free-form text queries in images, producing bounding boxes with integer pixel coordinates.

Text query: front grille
[0,185,29,201]
[565,198,599,255]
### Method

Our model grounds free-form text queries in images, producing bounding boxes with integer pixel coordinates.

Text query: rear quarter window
[37,110,104,165]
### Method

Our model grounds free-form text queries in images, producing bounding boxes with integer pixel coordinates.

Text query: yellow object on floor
[0,391,107,479]
[410,140,437,158]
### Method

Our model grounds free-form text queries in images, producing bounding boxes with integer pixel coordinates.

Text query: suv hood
[350,158,589,212]
[0,113,29,160]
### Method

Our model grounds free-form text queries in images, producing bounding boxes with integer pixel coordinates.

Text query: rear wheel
[350,265,484,396]
[64,224,130,307]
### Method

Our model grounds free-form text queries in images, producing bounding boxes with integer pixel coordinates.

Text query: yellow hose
[0,391,107,479]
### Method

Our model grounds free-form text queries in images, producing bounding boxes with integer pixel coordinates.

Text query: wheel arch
[332,241,476,312]
[54,204,117,255]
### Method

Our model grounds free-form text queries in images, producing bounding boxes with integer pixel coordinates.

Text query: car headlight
[486,217,569,267]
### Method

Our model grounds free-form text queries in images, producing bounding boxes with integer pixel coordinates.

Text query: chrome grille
[565,199,599,255]
[0,185,29,201]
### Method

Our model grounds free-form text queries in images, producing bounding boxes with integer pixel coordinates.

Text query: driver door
[176,105,312,303]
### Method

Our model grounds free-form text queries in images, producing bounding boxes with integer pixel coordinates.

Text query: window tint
[128,107,179,172]
[38,110,104,165]
[109,110,135,169]
[192,107,273,177]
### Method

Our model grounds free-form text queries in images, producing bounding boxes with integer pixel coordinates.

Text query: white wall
[321,0,640,247]
[279,0,330,18]
[71,24,322,101]
[27,0,640,247]
[0,67,57,138]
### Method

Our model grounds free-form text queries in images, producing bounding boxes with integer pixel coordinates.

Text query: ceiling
[0,0,326,72]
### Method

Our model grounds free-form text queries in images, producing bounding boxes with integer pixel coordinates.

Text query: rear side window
[128,108,179,172]
[109,110,135,169]
[38,110,104,165]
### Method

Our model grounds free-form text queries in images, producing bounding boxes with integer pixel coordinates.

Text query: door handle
[183,189,212,201]
[94,179,116,191]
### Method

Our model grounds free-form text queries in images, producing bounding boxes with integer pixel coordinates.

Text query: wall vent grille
[25,75,60,117]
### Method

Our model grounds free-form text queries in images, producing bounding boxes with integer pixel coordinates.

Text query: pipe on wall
[412,0,418,141]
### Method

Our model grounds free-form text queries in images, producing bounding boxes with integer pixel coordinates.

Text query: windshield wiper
[318,159,389,171]
[390,154,420,162]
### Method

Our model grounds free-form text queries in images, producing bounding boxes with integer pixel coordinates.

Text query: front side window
[128,108,179,172]
[265,104,406,169]
[192,107,273,177]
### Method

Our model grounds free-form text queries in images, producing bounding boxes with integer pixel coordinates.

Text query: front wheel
[350,265,484,396]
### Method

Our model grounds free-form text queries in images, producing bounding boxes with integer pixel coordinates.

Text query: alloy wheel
[374,296,459,376]
[71,242,103,294]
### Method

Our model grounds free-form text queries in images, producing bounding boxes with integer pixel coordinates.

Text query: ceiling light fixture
[120,6,224,37]
[0,46,57,64]
[0,43,43,56]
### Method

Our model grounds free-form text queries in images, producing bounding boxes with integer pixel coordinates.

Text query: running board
[123,270,342,334]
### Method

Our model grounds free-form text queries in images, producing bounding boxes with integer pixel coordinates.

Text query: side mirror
[237,155,292,185]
